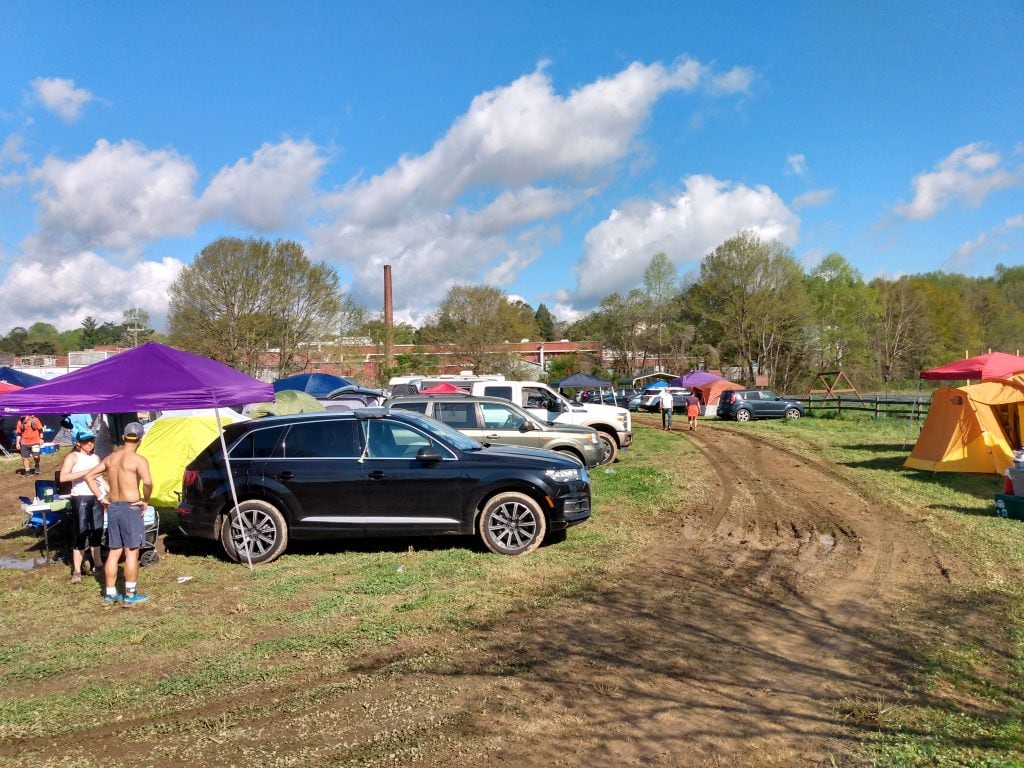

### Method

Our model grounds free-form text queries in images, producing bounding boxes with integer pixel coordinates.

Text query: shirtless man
[85,422,153,605]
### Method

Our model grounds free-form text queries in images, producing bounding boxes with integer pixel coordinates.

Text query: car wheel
[735,408,752,422]
[554,448,585,465]
[595,432,618,466]
[479,492,547,556]
[785,407,802,419]
[220,500,289,565]
[139,549,159,567]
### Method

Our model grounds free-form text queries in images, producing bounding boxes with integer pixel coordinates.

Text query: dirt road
[3,422,945,767]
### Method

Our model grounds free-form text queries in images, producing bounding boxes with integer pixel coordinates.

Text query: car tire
[735,408,752,422]
[595,432,618,466]
[220,500,289,565]
[785,407,802,419]
[479,492,547,556]
[139,549,159,567]
[554,448,585,465]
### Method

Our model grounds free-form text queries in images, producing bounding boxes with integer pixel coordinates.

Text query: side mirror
[518,421,535,433]
[558,400,569,413]
[415,446,444,463]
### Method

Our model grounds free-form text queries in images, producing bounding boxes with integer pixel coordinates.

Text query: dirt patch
[0,424,950,766]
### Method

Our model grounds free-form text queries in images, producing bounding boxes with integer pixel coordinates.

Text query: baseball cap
[76,430,95,443]
[123,422,145,442]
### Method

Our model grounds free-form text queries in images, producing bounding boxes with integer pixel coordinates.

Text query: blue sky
[1,1,1022,332]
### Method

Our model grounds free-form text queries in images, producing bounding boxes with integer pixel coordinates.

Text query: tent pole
[215,408,252,571]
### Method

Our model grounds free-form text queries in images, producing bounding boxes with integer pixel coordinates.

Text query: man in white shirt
[659,388,674,431]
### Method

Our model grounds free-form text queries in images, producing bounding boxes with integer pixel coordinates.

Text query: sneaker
[122,593,149,606]
[70,572,82,584]
[103,593,124,604]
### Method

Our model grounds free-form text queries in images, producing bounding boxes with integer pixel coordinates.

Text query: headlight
[545,467,585,483]
[587,433,599,444]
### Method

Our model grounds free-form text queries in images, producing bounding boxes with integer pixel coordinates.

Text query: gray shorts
[107,501,145,550]
[20,444,39,459]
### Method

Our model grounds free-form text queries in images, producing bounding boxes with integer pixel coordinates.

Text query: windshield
[395,410,482,451]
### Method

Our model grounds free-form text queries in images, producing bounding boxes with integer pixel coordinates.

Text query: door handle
[275,471,294,481]
[368,470,386,480]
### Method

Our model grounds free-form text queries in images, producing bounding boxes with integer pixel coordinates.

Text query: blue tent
[273,372,355,399]
[644,380,669,390]
[0,367,46,387]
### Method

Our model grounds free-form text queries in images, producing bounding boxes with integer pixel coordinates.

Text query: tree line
[2,233,1019,392]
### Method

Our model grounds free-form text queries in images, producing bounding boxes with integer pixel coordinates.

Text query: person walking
[15,414,44,475]
[85,422,153,606]
[60,430,103,584]
[659,388,674,431]
[686,392,701,431]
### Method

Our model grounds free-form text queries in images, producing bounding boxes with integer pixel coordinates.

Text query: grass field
[1,414,1022,766]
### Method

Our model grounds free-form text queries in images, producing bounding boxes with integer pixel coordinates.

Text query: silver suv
[388,395,605,467]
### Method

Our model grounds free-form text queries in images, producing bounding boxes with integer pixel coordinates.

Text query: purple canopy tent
[0,341,273,568]
[0,341,271,414]
[669,370,723,388]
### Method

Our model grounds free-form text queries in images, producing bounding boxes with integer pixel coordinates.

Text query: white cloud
[949,212,1024,271]
[0,251,183,329]
[570,174,800,304]
[708,67,754,95]
[31,77,94,122]
[895,143,1024,220]
[31,139,201,254]
[201,139,327,230]
[792,188,834,209]
[317,58,747,317]
[1,134,28,166]
[786,153,807,176]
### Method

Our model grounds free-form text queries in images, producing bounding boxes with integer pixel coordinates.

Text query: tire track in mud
[690,425,897,634]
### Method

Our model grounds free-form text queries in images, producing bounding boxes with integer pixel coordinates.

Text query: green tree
[686,231,810,389]
[804,253,878,383]
[418,285,540,373]
[868,276,932,382]
[535,303,556,341]
[168,237,343,377]
[80,316,99,348]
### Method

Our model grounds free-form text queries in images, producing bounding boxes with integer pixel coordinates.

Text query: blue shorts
[72,495,103,549]
[107,501,145,550]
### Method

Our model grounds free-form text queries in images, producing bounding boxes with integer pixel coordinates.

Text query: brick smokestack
[383,264,394,375]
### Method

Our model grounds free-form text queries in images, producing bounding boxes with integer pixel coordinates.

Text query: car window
[523,386,555,410]
[391,401,427,414]
[367,420,431,458]
[435,402,479,429]
[762,390,778,399]
[283,420,362,458]
[394,410,480,452]
[230,426,284,459]
[481,402,526,430]
[482,385,513,401]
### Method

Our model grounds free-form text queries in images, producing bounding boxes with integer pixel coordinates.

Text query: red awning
[921,352,1024,380]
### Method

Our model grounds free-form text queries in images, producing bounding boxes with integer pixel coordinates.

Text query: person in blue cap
[85,422,153,605]
[60,430,103,584]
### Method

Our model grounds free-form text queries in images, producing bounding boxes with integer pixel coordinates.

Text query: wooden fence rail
[790,393,932,419]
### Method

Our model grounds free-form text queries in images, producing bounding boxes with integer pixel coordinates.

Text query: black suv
[177,407,591,564]
[716,389,805,421]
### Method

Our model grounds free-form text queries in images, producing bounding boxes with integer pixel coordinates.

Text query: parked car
[716,389,805,421]
[177,407,591,564]
[580,388,641,407]
[637,387,692,414]
[387,394,605,467]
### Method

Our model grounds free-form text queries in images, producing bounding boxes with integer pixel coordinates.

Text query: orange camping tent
[905,378,1024,475]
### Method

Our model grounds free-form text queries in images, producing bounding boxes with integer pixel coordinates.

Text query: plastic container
[1008,467,1024,496]
[995,493,1024,520]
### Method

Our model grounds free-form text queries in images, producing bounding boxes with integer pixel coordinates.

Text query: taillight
[183,469,199,486]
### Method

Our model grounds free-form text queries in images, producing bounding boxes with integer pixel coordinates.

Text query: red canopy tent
[921,352,1024,381]
[0,382,23,394]
[419,382,469,395]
